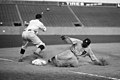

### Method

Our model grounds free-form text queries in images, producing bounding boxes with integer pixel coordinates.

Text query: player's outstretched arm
[24,21,29,27]
[61,35,72,44]
[60,35,81,44]
[87,49,109,66]
[40,25,46,32]
[92,58,109,66]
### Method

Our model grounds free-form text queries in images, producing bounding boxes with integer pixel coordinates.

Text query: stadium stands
[70,6,120,27]
[18,4,78,27]
[0,4,20,26]
[0,1,120,27]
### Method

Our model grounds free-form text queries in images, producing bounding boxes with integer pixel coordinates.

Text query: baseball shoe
[48,56,55,63]
[33,52,43,58]
[18,59,23,62]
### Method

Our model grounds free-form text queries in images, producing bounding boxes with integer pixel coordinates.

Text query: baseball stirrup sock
[38,45,45,51]
[20,48,25,54]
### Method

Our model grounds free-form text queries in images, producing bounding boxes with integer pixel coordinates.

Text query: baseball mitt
[93,58,109,66]
[61,35,68,40]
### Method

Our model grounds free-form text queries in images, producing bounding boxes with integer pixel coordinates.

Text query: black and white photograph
[0,0,120,80]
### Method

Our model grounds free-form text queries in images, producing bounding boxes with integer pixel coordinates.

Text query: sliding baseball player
[49,35,103,67]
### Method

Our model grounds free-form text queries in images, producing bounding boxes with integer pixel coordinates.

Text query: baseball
[41,12,44,14]
[46,8,50,11]
[3,30,5,32]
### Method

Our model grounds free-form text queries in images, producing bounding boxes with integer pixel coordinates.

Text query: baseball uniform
[21,19,46,49]
[51,37,99,67]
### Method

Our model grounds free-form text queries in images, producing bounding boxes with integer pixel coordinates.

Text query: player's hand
[42,29,46,32]
[43,27,46,32]
[18,59,23,62]
[60,35,68,40]
[92,58,109,66]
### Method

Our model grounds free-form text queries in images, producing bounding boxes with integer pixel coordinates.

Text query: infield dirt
[0,43,120,80]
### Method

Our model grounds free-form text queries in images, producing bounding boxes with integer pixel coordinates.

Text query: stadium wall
[1,27,120,35]
[0,0,120,3]
[14,0,120,3]
[0,27,120,48]
[0,0,120,48]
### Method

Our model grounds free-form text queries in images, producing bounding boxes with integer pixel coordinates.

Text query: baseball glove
[93,58,109,66]
[18,59,23,62]
[61,35,68,40]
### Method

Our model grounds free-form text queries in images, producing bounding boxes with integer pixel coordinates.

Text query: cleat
[33,52,43,58]
[18,59,23,62]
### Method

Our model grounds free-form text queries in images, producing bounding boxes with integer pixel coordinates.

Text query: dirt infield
[0,43,120,80]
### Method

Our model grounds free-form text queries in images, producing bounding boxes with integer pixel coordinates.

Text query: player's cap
[35,14,42,19]
[82,38,91,48]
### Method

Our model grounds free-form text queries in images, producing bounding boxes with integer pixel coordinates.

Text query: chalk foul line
[69,71,120,80]
[0,58,15,62]
[0,57,120,80]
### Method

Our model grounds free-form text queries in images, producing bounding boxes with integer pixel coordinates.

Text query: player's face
[82,43,89,48]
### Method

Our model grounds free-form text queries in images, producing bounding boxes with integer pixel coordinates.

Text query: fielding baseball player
[18,14,47,62]
[49,35,101,67]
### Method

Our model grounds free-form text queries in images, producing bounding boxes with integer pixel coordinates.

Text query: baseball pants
[52,50,79,67]
[21,30,45,49]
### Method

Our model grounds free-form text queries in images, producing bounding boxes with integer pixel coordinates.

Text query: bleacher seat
[18,4,78,27]
[0,1,120,27]
[70,6,120,27]
[0,4,20,26]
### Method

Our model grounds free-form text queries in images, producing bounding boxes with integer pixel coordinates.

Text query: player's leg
[31,37,46,66]
[30,34,46,57]
[49,50,79,67]
[34,43,45,58]
[18,31,29,62]
[18,40,29,62]
[48,50,72,63]
[68,55,79,67]
[52,56,78,67]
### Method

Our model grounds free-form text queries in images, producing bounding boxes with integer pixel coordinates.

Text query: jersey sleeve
[87,47,99,62]
[24,21,29,27]
[69,38,82,44]
[39,22,47,32]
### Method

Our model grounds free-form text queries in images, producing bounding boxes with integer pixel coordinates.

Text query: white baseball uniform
[21,19,46,49]
[52,37,99,67]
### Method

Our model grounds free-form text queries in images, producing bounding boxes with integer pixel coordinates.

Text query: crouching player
[48,35,102,67]
[19,14,47,62]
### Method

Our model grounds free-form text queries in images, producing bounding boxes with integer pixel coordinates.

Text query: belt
[24,29,32,31]
[24,29,34,32]
[71,50,77,57]
[24,29,37,34]
[70,50,80,60]
[71,49,87,56]
[25,29,32,31]
[28,29,32,31]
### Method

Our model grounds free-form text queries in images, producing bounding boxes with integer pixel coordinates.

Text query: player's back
[27,19,43,31]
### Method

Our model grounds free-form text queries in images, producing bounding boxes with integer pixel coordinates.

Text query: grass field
[0,43,120,80]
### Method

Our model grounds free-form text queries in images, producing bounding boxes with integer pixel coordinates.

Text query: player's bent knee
[20,48,25,54]
[38,45,45,51]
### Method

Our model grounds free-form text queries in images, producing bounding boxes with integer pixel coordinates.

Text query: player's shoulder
[84,46,91,52]
[30,19,43,24]
[75,40,83,44]
[70,38,82,43]
[29,19,35,23]
[30,19,35,21]
[35,19,43,24]
[30,19,39,22]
